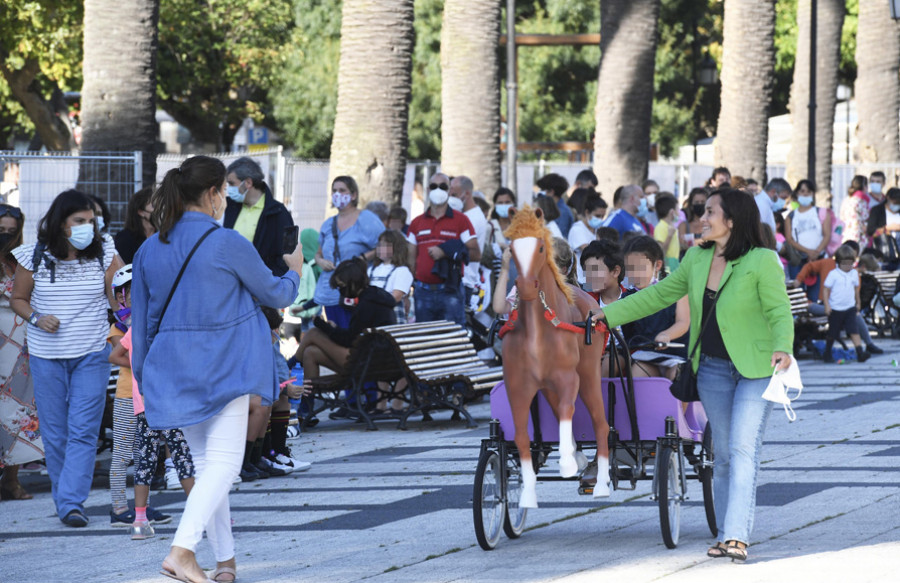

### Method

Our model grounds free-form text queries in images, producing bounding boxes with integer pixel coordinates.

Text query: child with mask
[568,193,607,285]
[784,179,832,281]
[620,236,689,380]
[109,265,195,540]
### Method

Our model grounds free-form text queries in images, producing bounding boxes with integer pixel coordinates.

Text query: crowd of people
[1,155,898,576]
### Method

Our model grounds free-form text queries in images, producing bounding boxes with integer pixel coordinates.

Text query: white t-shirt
[886,206,900,240]
[824,268,858,311]
[548,220,563,240]
[567,220,596,285]
[368,263,413,297]
[13,239,117,358]
[791,207,824,251]
[463,206,489,288]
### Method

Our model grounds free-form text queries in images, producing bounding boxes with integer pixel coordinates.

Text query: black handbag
[670,278,729,402]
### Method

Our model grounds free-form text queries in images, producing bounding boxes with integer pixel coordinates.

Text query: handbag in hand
[670,278,729,402]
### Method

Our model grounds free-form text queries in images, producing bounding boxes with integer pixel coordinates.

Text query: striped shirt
[12,239,116,359]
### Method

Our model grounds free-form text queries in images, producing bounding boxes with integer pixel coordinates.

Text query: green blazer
[603,245,794,379]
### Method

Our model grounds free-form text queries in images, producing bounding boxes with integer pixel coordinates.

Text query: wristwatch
[28,312,40,326]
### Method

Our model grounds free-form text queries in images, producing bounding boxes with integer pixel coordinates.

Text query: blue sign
[248,127,268,145]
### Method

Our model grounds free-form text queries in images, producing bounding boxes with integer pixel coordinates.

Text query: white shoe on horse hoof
[559,455,579,478]
[520,489,539,508]
[574,450,589,473]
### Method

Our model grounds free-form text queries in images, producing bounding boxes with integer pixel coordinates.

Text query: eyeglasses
[429,183,449,191]
[0,205,22,219]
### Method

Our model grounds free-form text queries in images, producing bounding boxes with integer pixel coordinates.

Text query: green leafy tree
[0,1,82,150]
[157,0,293,150]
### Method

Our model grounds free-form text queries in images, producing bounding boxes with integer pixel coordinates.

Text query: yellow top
[233,194,266,242]
[654,220,680,261]
[107,324,133,399]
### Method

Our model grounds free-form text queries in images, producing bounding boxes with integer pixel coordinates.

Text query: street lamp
[836,84,852,164]
[693,53,717,163]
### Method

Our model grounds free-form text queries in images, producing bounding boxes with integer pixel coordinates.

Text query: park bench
[787,285,833,356]
[304,320,503,430]
[862,270,898,337]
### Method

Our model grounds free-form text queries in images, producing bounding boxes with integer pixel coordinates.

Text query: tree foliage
[156,0,293,149]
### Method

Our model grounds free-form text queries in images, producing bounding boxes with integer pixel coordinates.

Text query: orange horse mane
[504,206,574,304]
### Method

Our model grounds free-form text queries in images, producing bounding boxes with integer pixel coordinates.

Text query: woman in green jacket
[598,189,793,563]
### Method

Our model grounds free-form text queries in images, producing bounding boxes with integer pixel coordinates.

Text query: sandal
[725,540,748,562]
[0,483,33,500]
[210,566,237,582]
[707,542,728,558]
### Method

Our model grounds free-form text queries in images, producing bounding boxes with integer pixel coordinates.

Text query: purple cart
[473,375,716,550]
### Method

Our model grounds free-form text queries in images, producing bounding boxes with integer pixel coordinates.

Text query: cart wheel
[503,455,528,538]
[473,449,505,550]
[700,422,717,537]
[656,444,683,549]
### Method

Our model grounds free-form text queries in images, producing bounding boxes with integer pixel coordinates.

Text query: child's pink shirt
[119,329,144,415]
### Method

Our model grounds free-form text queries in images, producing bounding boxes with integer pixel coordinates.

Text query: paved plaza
[1,341,900,583]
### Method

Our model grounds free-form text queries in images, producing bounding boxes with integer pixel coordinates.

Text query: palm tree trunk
[440,0,501,195]
[79,0,159,196]
[329,0,414,207]
[714,0,775,183]
[593,0,660,198]
[855,0,900,169]
[786,0,844,205]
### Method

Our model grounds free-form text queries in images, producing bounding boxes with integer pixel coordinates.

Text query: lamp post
[505,0,517,194]
[808,0,817,182]
[693,53,718,163]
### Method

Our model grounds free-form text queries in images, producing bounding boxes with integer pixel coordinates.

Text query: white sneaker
[260,455,293,475]
[286,425,301,440]
[275,452,311,472]
[165,468,182,490]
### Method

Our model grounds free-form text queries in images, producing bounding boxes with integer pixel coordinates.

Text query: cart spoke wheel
[503,455,528,538]
[701,421,717,537]
[473,450,505,550]
[657,445,683,549]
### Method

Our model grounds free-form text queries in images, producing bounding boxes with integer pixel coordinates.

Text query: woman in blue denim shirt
[131,156,302,583]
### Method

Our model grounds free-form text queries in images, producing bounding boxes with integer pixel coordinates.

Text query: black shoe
[147,506,172,525]
[856,347,871,363]
[255,459,284,477]
[866,343,884,355]
[62,510,89,528]
[240,462,262,482]
[305,416,319,428]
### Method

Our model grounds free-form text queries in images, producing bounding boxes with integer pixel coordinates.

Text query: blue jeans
[413,281,465,326]
[697,354,773,544]
[30,345,112,520]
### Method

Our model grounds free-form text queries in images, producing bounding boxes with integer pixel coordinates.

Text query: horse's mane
[504,206,574,304]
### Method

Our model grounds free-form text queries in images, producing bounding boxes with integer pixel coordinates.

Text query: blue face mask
[889,203,900,213]
[771,197,786,212]
[797,195,814,207]
[495,203,513,218]
[588,216,604,229]
[227,184,245,203]
[68,223,95,250]
[637,198,649,217]
[96,216,105,231]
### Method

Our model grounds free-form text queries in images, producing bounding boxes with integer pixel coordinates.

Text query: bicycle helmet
[112,264,133,290]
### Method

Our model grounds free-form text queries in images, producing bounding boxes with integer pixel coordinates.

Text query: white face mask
[448,196,464,211]
[332,191,352,209]
[68,223,96,250]
[429,188,449,206]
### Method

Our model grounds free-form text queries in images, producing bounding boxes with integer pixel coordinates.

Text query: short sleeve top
[12,239,117,359]
[313,210,385,306]
[368,263,413,296]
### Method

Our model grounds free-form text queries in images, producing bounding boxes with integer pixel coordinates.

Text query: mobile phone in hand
[282,225,299,254]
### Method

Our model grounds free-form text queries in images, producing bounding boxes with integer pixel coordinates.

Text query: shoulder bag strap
[687,276,730,360]
[331,216,341,263]
[154,226,218,335]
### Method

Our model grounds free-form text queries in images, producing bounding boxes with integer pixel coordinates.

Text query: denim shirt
[131,212,300,430]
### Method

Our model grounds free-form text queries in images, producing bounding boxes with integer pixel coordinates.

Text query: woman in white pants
[131,155,302,583]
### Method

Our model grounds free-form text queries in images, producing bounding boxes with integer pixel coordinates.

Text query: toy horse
[500,206,611,508]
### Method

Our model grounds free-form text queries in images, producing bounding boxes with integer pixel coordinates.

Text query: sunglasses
[0,206,22,219]
[429,183,449,191]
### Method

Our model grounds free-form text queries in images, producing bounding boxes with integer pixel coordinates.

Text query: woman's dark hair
[699,189,766,261]
[123,186,154,236]
[580,239,625,283]
[848,175,868,195]
[793,179,816,199]
[0,204,25,261]
[37,189,103,260]
[491,187,517,220]
[685,187,708,221]
[534,194,560,222]
[153,156,226,244]
[260,306,284,330]
[330,257,369,298]
[583,193,607,216]
[568,187,596,216]
[623,235,666,276]
[332,175,360,207]
[87,194,111,233]
[374,229,409,268]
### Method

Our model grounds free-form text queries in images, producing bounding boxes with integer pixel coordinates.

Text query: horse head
[506,206,551,302]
